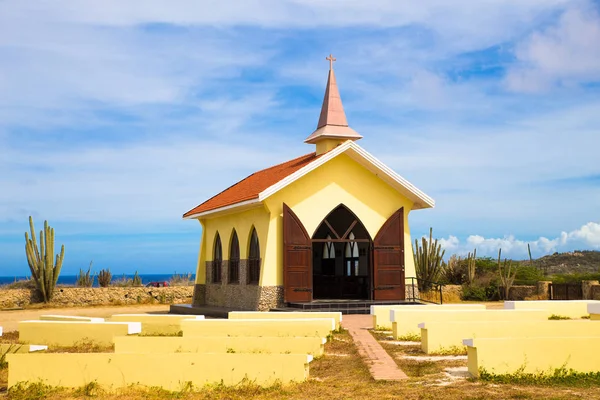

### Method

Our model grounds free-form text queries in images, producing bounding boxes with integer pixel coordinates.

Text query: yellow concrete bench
[7,352,313,389]
[228,311,342,330]
[370,304,486,330]
[114,335,325,356]
[505,300,600,318]
[109,314,205,335]
[0,343,47,353]
[420,320,600,354]
[464,336,600,377]
[182,318,335,338]
[587,303,600,320]
[40,315,105,323]
[391,309,548,339]
[18,320,141,346]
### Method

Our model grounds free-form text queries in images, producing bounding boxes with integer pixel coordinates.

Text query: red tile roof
[183,152,319,217]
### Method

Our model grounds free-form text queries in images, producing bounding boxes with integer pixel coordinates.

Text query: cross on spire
[326,54,336,70]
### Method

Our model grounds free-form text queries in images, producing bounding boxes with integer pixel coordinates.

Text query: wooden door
[283,203,312,302]
[373,208,405,300]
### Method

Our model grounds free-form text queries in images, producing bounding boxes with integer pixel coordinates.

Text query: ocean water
[0,274,196,287]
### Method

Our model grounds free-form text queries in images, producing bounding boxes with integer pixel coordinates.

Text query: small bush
[3,277,36,289]
[97,268,112,287]
[549,314,571,320]
[170,272,194,286]
[461,284,488,301]
[132,271,142,286]
[76,263,94,287]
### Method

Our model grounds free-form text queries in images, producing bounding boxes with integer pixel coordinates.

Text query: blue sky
[1,1,599,276]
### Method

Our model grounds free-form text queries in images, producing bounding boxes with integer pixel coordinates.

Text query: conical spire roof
[305,55,362,144]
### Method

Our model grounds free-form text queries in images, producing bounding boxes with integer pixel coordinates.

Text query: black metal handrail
[406,277,445,305]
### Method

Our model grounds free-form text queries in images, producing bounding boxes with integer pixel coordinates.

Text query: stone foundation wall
[508,285,537,300]
[0,286,194,308]
[195,260,283,311]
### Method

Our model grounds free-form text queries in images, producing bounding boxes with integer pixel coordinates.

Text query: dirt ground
[0,304,170,331]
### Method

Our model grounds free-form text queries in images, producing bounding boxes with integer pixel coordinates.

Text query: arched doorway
[283,203,405,303]
[312,205,372,299]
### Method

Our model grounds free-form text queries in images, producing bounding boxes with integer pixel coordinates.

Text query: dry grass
[0,332,19,345]
[2,329,600,399]
[44,340,114,354]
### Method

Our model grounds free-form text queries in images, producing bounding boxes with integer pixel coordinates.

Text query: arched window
[344,232,359,276]
[247,228,260,284]
[212,233,222,283]
[228,230,240,284]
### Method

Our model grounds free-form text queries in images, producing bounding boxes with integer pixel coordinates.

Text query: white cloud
[438,222,600,259]
[506,5,600,92]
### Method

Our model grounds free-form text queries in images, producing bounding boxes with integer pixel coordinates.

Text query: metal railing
[406,277,445,305]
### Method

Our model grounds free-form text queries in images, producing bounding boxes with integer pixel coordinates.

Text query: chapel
[183,55,434,311]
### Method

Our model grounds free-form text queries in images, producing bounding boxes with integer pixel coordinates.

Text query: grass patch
[139,331,183,337]
[582,315,591,319]
[45,340,114,353]
[0,330,19,344]
[429,346,467,356]
[479,366,600,387]
[548,315,571,320]
[396,333,421,342]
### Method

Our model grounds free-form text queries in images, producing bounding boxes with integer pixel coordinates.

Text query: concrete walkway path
[342,314,408,381]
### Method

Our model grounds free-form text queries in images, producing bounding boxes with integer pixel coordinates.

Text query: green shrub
[461,284,488,301]
[514,265,545,285]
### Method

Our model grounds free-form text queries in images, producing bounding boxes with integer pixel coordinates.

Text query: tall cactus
[24,216,64,302]
[414,227,445,291]
[497,248,516,300]
[466,249,477,284]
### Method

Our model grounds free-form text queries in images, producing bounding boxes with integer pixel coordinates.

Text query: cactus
[98,268,112,287]
[132,271,142,286]
[466,249,477,284]
[24,216,64,302]
[76,262,94,287]
[414,227,446,291]
[497,248,516,300]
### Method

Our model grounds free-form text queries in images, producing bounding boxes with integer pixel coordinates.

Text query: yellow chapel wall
[262,153,417,287]
[193,207,271,285]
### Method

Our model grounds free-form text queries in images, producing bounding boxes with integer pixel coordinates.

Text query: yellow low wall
[109,314,204,335]
[370,304,486,330]
[18,321,141,346]
[505,300,600,318]
[181,318,335,338]
[0,343,47,353]
[7,352,313,389]
[40,315,105,323]
[421,320,600,354]
[465,337,600,377]
[391,309,548,339]
[114,335,325,356]
[228,312,342,330]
